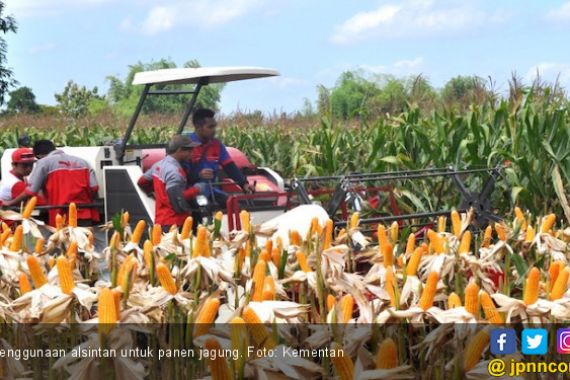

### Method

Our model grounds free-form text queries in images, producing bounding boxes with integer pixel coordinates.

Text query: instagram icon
[557,328,570,354]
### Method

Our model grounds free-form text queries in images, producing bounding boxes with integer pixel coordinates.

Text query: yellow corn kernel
[242,306,276,350]
[296,251,311,272]
[239,210,250,232]
[271,247,280,267]
[405,233,416,255]
[156,262,177,295]
[350,212,359,229]
[262,275,276,301]
[22,196,37,219]
[180,216,193,240]
[464,281,480,317]
[194,226,210,258]
[525,226,535,242]
[151,224,161,245]
[550,267,570,301]
[98,288,118,335]
[376,337,398,369]
[390,221,399,244]
[451,210,461,237]
[26,255,47,288]
[481,225,493,248]
[339,294,354,323]
[194,298,221,338]
[406,247,422,276]
[448,292,462,309]
[230,316,248,376]
[327,294,336,312]
[290,230,302,246]
[385,267,397,307]
[130,220,146,244]
[418,272,439,311]
[523,267,540,305]
[324,219,333,250]
[251,259,267,302]
[331,342,354,380]
[463,329,490,373]
[9,225,23,252]
[377,224,388,247]
[68,202,77,228]
[541,214,556,234]
[458,230,472,254]
[56,256,75,295]
[480,290,503,324]
[549,261,564,292]
[427,229,446,254]
[55,214,64,230]
[119,256,137,293]
[495,223,507,241]
[19,272,32,294]
[204,338,232,380]
[382,242,394,267]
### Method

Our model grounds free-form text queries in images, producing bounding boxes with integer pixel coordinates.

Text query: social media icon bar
[557,328,570,354]
[522,328,548,355]
[490,329,516,355]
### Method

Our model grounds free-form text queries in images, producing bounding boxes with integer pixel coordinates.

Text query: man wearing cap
[137,135,203,231]
[0,148,36,204]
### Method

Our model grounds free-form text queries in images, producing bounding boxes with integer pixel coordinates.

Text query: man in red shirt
[137,135,203,231]
[0,148,36,204]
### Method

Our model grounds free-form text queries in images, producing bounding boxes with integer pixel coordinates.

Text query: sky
[4,0,570,115]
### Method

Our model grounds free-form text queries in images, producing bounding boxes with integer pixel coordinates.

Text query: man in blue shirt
[184,108,252,206]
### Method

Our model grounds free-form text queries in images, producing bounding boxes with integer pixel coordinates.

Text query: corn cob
[480,290,503,324]
[271,247,280,267]
[382,242,394,267]
[463,329,490,373]
[19,272,32,294]
[406,247,422,276]
[151,224,161,245]
[405,233,416,255]
[258,249,271,263]
[66,241,78,267]
[514,207,527,230]
[56,256,75,294]
[376,337,398,369]
[495,223,507,241]
[47,257,55,269]
[550,267,570,301]
[541,214,556,234]
[264,239,273,255]
[451,209,462,237]
[122,211,129,227]
[32,238,44,255]
[437,216,446,233]
[377,224,388,247]
[242,306,276,349]
[523,267,540,305]
[448,292,462,309]
[324,219,333,250]
[68,202,77,228]
[311,217,321,236]
[110,231,120,250]
[111,288,121,319]
[327,294,336,312]
[194,298,221,338]
[194,226,210,258]
[339,294,354,323]
[548,261,563,292]
[180,216,193,240]
[262,275,276,301]
[9,225,23,252]
[55,214,64,230]
[215,210,223,223]
[350,212,359,229]
[0,229,10,246]
[290,230,302,246]
[331,342,354,380]
[464,281,479,317]
[131,220,146,244]
[0,222,8,232]
[481,225,493,247]
[156,262,177,295]
[98,288,118,335]
[230,316,247,377]
[240,210,250,232]
[251,259,267,302]
[26,255,47,288]
[22,196,37,219]
[390,221,399,243]
[427,229,445,254]
[296,251,311,272]
[418,272,439,311]
[525,226,535,242]
[385,267,397,307]
[204,338,232,380]
[143,240,153,269]
[458,230,472,254]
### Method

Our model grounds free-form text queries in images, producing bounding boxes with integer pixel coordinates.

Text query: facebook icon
[490,329,517,355]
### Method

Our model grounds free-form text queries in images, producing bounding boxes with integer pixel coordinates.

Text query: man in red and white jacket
[137,135,203,231]
[0,148,36,204]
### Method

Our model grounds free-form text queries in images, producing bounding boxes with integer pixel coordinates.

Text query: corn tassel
[463,329,490,373]
[98,288,118,335]
[324,219,333,250]
[194,298,221,338]
[390,221,399,243]
[406,247,422,276]
[405,233,416,255]
[464,281,479,317]
[262,275,276,301]
[19,272,32,294]
[550,267,570,301]
[26,255,47,288]
[131,220,146,244]
[541,213,556,234]
[381,242,394,267]
[523,267,540,305]
[56,256,75,294]
[68,202,78,228]
[204,338,232,380]
[240,210,250,232]
[481,225,493,247]
[156,262,177,295]
[480,290,503,324]
[194,226,210,258]
[331,342,354,380]
[448,292,462,309]
[9,225,23,252]
[376,337,398,369]
[458,230,472,254]
[339,294,354,323]
[151,224,161,245]
[22,196,37,219]
[385,267,397,307]
[296,251,310,272]
[55,214,64,230]
[180,216,193,240]
[525,226,535,242]
[242,306,276,349]
[419,272,439,311]
[251,259,267,302]
[451,209,462,237]
[437,216,447,233]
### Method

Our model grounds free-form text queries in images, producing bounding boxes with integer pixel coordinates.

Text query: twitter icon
[522,329,548,355]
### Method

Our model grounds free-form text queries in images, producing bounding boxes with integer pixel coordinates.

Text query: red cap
[12,148,36,164]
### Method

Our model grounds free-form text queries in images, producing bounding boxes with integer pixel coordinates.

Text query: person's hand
[242,182,254,194]
[199,168,214,180]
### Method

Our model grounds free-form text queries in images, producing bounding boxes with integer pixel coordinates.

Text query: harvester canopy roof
[132,66,280,86]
